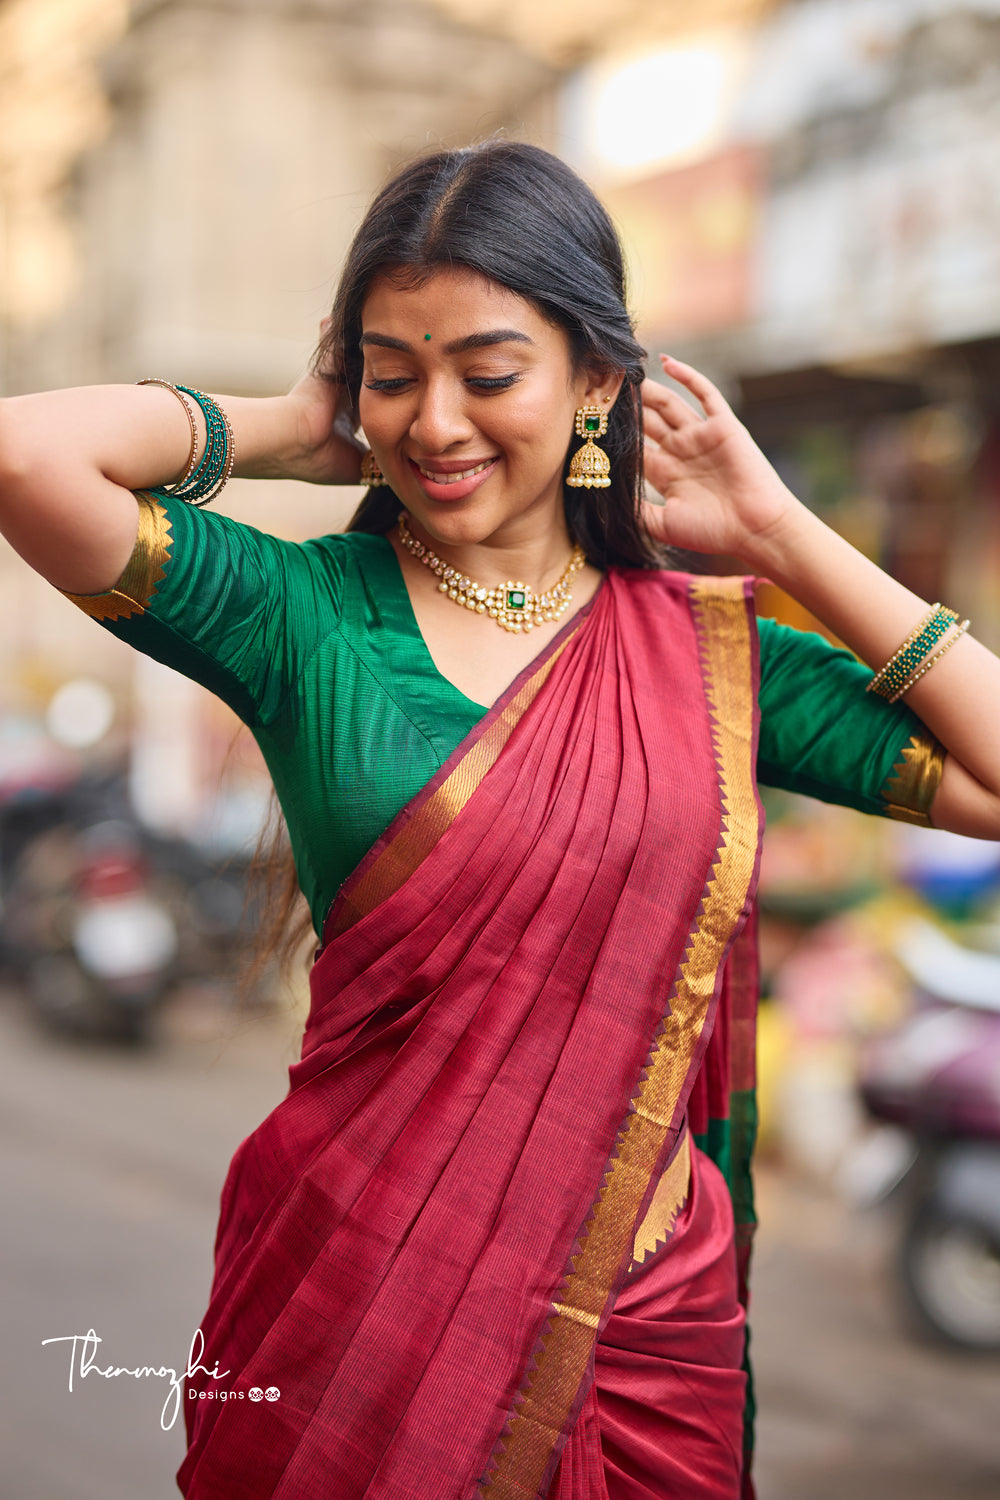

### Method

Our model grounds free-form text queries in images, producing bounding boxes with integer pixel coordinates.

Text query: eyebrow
[360,329,535,355]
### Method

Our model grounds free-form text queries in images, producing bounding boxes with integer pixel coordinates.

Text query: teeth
[417,460,493,484]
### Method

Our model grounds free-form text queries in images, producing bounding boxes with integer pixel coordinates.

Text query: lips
[408,455,500,502]
[414,458,495,484]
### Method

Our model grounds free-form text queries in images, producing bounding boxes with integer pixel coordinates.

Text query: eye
[467,374,521,392]
[364,377,412,393]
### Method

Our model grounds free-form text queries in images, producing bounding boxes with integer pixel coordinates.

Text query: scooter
[5,817,179,1043]
[1,768,263,1041]
[852,919,1000,1351]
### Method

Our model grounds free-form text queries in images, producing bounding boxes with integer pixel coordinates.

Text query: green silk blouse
[65,492,944,935]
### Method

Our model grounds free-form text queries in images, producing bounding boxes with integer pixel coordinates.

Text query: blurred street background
[2,0,1000,1495]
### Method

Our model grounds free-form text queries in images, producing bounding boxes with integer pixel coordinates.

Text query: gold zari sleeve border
[881,732,946,828]
[61,491,173,623]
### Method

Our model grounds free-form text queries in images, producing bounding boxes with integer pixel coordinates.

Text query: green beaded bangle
[867,605,958,700]
[870,627,950,699]
[146,383,234,507]
[887,619,970,702]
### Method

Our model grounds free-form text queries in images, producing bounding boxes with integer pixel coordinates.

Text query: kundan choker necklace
[397,512,586,634]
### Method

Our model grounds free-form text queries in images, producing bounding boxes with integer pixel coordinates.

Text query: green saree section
[694,1095,757,1222]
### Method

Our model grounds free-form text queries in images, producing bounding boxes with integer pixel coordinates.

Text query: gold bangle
[136,377,200,491]
[887,620,970,702]
[867,604,958,700]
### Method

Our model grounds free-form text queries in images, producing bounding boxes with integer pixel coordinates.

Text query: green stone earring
[360,450,384,487]
[566,405,611,489]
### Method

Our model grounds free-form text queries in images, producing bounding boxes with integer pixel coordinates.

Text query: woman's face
[358,267,612,550]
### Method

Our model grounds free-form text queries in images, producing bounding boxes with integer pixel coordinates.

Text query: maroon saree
[178,568,764,1500]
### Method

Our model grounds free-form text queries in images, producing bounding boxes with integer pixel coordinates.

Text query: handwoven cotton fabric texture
[175,569,763,1498]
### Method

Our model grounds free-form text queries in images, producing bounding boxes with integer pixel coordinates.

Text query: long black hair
[314,139,661,569]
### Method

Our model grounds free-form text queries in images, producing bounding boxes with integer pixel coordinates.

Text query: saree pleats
[591,1146,746,1500]
[178,570,763,1500]
[547,1384,610,1500]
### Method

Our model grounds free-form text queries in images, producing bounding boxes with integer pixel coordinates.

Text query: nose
[408,376,475,454]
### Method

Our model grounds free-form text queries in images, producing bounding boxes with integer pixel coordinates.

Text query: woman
[2,141,999,1500]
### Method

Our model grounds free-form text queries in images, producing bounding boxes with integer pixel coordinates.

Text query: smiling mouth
[412,459,497,485]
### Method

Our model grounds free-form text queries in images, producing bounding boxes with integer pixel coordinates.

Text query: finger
[640,496,688,549]
[642,444,683,495]
[641,375,686,419]
[642,396,697,442]
[316,317,345,379]
[641,493,676,524]
[642,404,673,447]
[640,498,672,544]
[659,355,729,417]
[641,376,702,430]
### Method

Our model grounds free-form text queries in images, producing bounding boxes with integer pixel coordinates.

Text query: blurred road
[0,987,299,1500]
[2,989,999,1500]
[751,1168,1000,1499]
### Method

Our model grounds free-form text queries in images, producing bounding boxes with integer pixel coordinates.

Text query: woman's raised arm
[0,362,362,595]
[641,356,1000,841]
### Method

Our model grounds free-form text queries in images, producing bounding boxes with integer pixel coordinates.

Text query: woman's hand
[240,321,364,486]
[278,367,365,486]
[641,359,1000,842]
[640,355,799,562]
[0,320,367,595]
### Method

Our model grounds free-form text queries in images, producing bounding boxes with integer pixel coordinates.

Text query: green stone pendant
[506,589,526,611]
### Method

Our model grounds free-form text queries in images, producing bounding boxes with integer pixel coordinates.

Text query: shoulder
[298,528,390,568]
[603,569,758,678]
[608,565,756,616]
[298,528,392,589]
[131,500,367,625]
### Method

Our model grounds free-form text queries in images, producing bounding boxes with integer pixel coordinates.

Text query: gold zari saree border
[480,577,760,1500]
[629,1128,692,1269]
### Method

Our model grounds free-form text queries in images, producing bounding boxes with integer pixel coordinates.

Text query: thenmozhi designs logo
[41,1326,280,1430]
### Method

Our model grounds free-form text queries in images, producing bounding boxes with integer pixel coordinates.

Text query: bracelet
[179,384,235,507]
[136,378,199,491]
[867,604,957,699]
[887,620,970,702]
[170,385,234,505]
[139,380,235,506]
[867,604,958,700]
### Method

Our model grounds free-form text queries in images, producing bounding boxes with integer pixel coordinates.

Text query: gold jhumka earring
[360,450,384,487]
[566,404,611,488]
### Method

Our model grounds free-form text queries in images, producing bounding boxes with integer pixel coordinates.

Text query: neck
[402,512,578,589]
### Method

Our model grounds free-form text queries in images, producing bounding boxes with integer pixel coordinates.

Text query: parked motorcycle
[852,918,1000,1351]
[4,817,179,1042]
[0,770,259,1043]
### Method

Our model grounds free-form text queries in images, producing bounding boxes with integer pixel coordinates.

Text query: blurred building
[0,0,558,830]
[3,0,558,397]
[568,0,1000,648]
